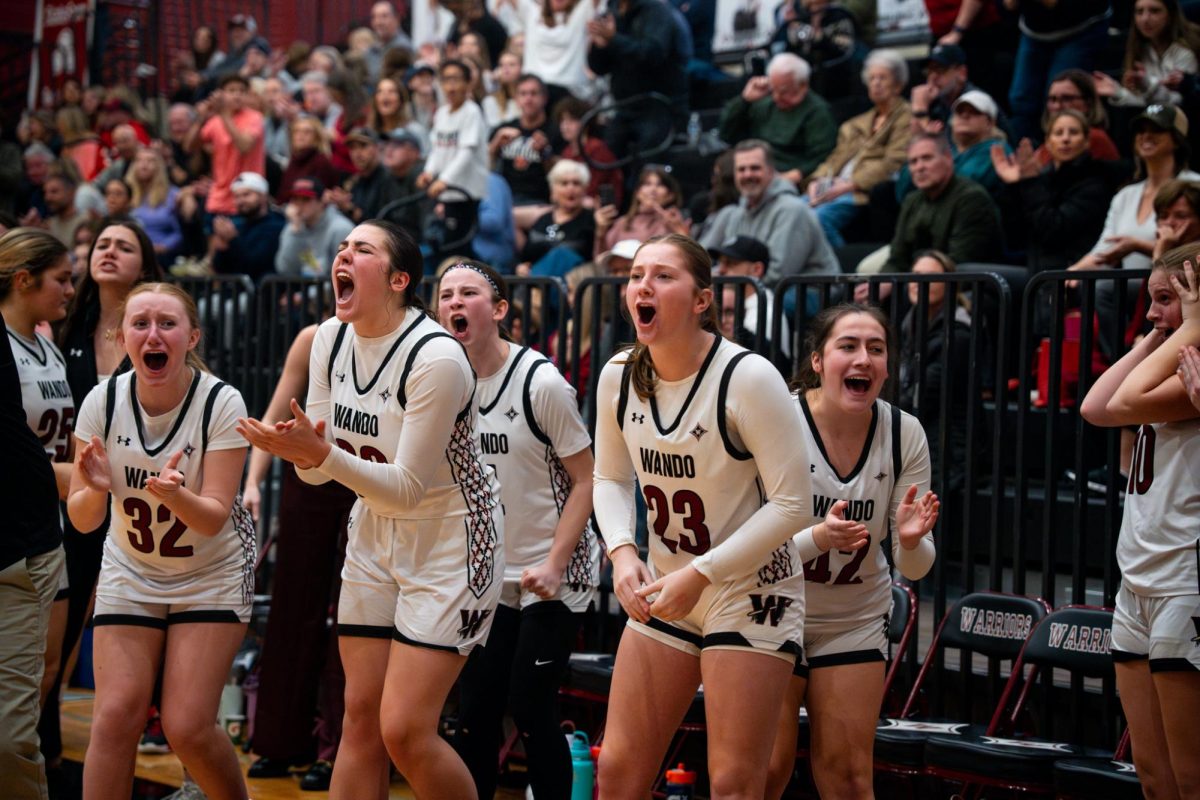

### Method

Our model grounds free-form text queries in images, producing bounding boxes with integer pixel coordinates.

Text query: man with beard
[209,172,285,279]
[42,173,89,248]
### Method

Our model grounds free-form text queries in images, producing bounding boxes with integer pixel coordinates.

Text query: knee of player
[707,761,767,798]
[92,697,152,742]
[812,751,873,797]
[379,712,427,764]
[160,709,217,753]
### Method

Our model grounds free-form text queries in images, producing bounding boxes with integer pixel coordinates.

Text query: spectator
[806,48,913,248]
[205,13,258,82]
[511,0,601,102]
[689,149,737,240]
[586,0,688,158]
[553,96,623,209]
[188,73,266,218]
[171,25,225,102]
[593,165,689,256]
[1006,0,1112,143]
[718,52,838,187]
[300,71,344,134]
[92,124,140,191]
[445,0,510,69]
[275,177,355,276]
[56,107,104,183]
[328,127,402,223]
[419,59,492,241]
[489,73,557,221]
[380,128,427,237]
[260,76,295,170]
[1150,178,1200,259]
[17,143,53,219]
[1034,69,1121,165]
[896,89,1011,199]
[912,43,1015,141]
[474,171,518,271]
[326,69,371,175]
[365,1,416,83]
[208,171,285,279]
[238,37,275,83]
[1096,0,1199,108]
[700,139,839,285]
[482,50,522,128]
[924,0,1010,104]
[102,178,133,218]
[880,133,1003,284]
[164,103,205,186]
[278,116,344,205]
[95,97,150,152]
[43,173,89,248]
[367,76,429,154]
[127,148,183,266]
[993,108,1118,273]
[769,0,860,99]
[710,234,791,359]
[518,159,595,275]
[406,62,440,132]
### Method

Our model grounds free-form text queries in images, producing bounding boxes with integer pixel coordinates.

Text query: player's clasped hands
[145,450,185,499]
[813,499,869,552]
[636,564,711,622]
[610,546,655,623]
[237,398,330,470]
[77,435,113,493]
[895,484,940,550]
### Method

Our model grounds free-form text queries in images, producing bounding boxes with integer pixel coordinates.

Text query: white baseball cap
[952,89,998,121]
[231,171,269,195]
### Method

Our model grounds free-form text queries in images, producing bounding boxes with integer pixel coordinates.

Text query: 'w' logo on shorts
[458,609,492,639]
[747,594,793,627]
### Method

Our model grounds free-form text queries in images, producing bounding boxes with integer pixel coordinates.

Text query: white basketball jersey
[1118,421,1200,596]
[75,370,255,602]
[617,337,802,585]
[9,330,73,461]
[477,345,598,590]
[794,396,922,628]
[316,312,501,598]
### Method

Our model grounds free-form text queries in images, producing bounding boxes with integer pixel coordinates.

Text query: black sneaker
[300,760,333,791]
[137,713,171,754]
[247,756,304,779]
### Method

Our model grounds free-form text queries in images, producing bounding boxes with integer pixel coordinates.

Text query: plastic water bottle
[686,112,701,148]
[664,763,697,800]
[569,730,594,800]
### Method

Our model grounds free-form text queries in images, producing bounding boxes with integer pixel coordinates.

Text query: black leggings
[455,600,581,800]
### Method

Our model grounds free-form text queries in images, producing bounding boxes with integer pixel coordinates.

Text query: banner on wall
[712,0,930,56]
[29,0,94,108]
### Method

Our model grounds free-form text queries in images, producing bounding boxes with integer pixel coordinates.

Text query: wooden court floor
[60,690,525,800]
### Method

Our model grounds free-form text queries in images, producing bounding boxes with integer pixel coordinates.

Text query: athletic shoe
[161,782,207,800]
[300,760,333,791]
[137,714,171,754]
[246,756,304,779]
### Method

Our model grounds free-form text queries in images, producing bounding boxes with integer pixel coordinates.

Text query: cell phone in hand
[598,184,615,208]
[748,52,767,78]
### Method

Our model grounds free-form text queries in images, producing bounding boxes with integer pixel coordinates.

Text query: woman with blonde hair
[127,148,182,266]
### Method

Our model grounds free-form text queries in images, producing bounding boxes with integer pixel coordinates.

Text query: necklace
[104,327,117,342]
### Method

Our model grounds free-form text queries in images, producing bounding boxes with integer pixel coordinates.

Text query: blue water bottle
[569,730,594,800]
[664,763,697,800]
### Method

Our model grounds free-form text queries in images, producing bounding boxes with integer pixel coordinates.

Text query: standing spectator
[188,73,266,219]
[419,60,492,242]
[0,232,66,800]
[700,139,840,285]
[483,50,522,128]
[446,0,510,69]
[806,49,913,248]
[164,103,205,187]
[508,0,600,102]
[1093,0,1200,108]
[209,172,285,279]
[769,0,861,99]
[406,62,440,132]
[329,128,403,223]
[366,1,415,83]
[275,178,355,276]
[1034,69,1121,165]
[326,69,372,175]
[718,53,838,187]
[278,116,344,205]
[43,173,89,248]
[586,0,688,158]
[128,148,184,267]
[206,13,258,82]
[489,73,557,221]
[1006,0,1113,143]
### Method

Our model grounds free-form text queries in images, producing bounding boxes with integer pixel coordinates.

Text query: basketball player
[67,282,253,800]
[437,260,599,800]
[766,304,939,800]
[1081,246,1200,799]
[237,221,503,800]
[592,233,814,798]
[0,229,75,709]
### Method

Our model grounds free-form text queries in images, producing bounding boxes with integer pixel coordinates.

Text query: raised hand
[78,435,113,493]
[236,398,329,469]
[146,449,186,499]
[895,484,939,550]
[1177,345,1200,412]
[814,499,869,552]
[990,143,1022,184]
[1168,259,1200,323]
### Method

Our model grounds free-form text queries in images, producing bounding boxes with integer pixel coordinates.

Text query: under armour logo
[689,423,707,441]
[335,371,346,383]
[875,472,887,481]
[19,358,30,366]
[379,388,391,401]
[630,412,645,424]
[116,435,131,446]
[458,608,492,639]
[504,406,519,422]
[811,464,816,472]
[183,443,195,457]
[747,593,793,626]
[69,348,83,357]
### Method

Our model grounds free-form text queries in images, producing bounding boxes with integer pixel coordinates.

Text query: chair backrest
[1018,605,1114,679]
[889,582,916,645]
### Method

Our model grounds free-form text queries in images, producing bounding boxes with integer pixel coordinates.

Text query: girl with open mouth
[591,233,814,797]
[437,259,599,800]
[67,282,253,800]
[766,304,939,799]
[239,221,502,800]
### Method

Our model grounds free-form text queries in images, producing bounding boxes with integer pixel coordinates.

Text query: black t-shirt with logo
[492,118,560,205]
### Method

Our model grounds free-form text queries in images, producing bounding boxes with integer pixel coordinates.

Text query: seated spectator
[56,107,104,183]
[710,234,790,360]
[17,143,53,219]
[405,62,439,132]
[871,133,1002,299]
[275,177,355,276]
[483,50,521,128]
[365,1,415,83]
[326,69,371,175]
[805,48,912,248]
[367,76,429,155]
[488,73,557,223]
[102,178,133,219]
[700,139,839,285]
[896,89,1010,199]
[993,109,1119,273]
[1034,70,1121,164]
[277,116,344,204]
[95,96,150,151]
[327,127,402,223]
[40,172,90,247]
[187,73,266,218]
[380,128,427,238]
[473,171,518,272]
[553,96,622,209]
[1094,0,1199,108]
[209,171,285,279]
[718,52,838,187]
[593,165,689,257]
[128,147,183,266]
[689,149,737,240]
[769,0,859,99]
[300,71,344,134]
[260,76,295,170]
[164,103,206,186]
[92,124,141,191]
[517,159,595,276]
[911,43,1015,141]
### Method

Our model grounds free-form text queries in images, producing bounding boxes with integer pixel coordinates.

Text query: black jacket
[1017,155,1118,273]
[587,0,687,109]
